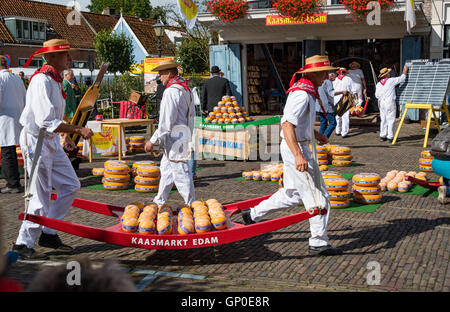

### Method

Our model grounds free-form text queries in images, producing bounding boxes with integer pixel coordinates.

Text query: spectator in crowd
[72,76,82,106]
[27,257,136,292]
[155,76,165,114]
[0,55,26,194]
[18,71,29,89]
[202,66,232,114]
[430,127,450,205]
[316,71,336,138]
[333,67,353,138]
[63,70,77,122]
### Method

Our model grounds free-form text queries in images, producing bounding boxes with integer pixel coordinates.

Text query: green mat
[84,182,177,194]
[336,199,381,213]
[328,162,361,169]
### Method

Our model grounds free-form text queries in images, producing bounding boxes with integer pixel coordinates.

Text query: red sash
[337,74,345,80]
[29,65,66,99]
[167,76,190,92]
[286,77,327,118]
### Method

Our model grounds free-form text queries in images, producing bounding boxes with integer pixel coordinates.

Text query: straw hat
[337,67,349,74]
[24,39,77,68]
[378,67,391,78]
[296,55,337,74]
[153,59,180,72]
[349,61,360,68]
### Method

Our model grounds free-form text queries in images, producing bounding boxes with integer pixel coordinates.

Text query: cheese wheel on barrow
[138,211,155,223]
[332,160,352,167]
[177,213,195,235]
[138,220,156,234]
[122,217,138,233]
[121,209,139,222]
[194,216,212,233]
[157,214,172,235]
[328,190,351,202]
[104,163,130,175]
[92,168,104,176]
[136,166,160,177]
[352,173,381,187]
[103,181,129,190]
[330,198,350,209]
[324,178,349,191]
[353,193,382,204]
[331,146,351,155]
[352,184,381,195]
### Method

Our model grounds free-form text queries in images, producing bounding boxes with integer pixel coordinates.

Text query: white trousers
[153,153,195,206]
[250,141,331,247]
[379,100,396,139]
[16,131,80,248]
[335,111,350,136]
[353,84,363,106]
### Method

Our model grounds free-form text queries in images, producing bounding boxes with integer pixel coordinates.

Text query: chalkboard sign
[396,59,450,120]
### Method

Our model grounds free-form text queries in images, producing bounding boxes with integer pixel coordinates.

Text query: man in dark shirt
[201,66,232,114]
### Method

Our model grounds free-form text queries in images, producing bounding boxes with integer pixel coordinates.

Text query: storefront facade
[198,1,433,115]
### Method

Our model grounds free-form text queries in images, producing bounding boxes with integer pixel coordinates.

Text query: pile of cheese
[242,163,283,183]
[120,200,228,234]
[418,150,434,173]
[380,170,425,193]
[204,95,254,124]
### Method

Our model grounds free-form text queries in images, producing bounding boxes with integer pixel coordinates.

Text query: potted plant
[206,0,249,23]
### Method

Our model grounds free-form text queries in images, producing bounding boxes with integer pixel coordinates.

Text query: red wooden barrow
[18,194,326,250]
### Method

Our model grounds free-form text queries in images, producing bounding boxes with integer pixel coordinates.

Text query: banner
[177,0,198,30]
[195,129,250,159]
[143,57,175,92]
[404,0,416,34]
[266,13,327,26]
[81,122,126,156]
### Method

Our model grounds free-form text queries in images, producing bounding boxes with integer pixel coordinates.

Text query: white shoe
[438,186,447,205]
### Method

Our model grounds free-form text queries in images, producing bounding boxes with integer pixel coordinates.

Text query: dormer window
[4,17,46,41]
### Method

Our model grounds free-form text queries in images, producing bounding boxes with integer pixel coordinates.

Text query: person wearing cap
[0,55,26,194]
[12,39,94,260]
[201,65,232,114]
[144,59,195,207]
[333,67,353,138]
[375,65,408,142]
[242,55,342,256]
[347,61,367,107]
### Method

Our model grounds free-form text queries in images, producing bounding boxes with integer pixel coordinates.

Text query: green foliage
[94,29,135,74]
[176,37,209,74]
[87,0,167,22]
[98,72,144,102]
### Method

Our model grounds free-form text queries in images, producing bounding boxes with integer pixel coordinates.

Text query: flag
[177,0,198,30]
[404,0,416,34]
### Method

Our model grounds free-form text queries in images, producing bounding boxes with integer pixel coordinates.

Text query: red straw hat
[23,39,77,68]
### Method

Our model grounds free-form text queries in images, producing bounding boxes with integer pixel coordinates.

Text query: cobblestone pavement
[1,119,449,293]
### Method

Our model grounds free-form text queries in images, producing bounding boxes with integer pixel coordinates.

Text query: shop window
[73,61,88,69]
[248,0,272,9]
[444,25,450,58]
[4,18,46,41]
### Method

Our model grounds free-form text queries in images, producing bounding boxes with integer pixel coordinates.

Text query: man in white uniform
[375,65,408,142]
[347,61,366,107]
[12,39,93,260]
[242,55,342,256]
[333,68,353,138]
[145,59,195,207]
[0,55,26,193]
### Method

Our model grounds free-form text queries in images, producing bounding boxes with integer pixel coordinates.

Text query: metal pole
[158,37,162,58]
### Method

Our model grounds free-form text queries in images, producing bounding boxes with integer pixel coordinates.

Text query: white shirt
[20,73,65,138]
[150,85,194,159]
[333,75,353,105]
[281,90,316,142]
[0,70,26,146]
[315,79,334,114]
[375,74,406,103]
[348,69,364,86]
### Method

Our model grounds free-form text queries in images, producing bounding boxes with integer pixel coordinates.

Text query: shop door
[209,44,242,105]
[401,36,422,121]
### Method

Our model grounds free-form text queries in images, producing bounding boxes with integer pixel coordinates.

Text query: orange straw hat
[296,55,337,74]
[378,67,391,78]
[337,67,349,74]
[23,39,77,68]
[152,59,180,72]
[349,61,360,68]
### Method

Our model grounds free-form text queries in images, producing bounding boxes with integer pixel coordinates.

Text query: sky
[33,0,175,12]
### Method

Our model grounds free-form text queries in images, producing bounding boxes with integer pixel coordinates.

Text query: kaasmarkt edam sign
[266,13,327,26]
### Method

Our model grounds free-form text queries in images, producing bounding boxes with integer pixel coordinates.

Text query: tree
[94,29,135,74]
[88,0,167,22]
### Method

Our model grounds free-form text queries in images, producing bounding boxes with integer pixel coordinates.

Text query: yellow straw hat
[296,55,337,74]
[24,39,77,68]
[152,59,180,72]
[378,67,391,78]
[349,61,360,68]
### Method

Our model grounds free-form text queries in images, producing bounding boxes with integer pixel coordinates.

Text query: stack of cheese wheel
[380,170,414,193]
[92,167,104,177]
[191,201,211,233]
[205,199,227,230]
[136,203,156,234]
[16,146,24,166]
[352,173,382,204]
[204,95,254,124]
[324,175,351,208]
[129,136,145,153]
[121,204,140,233]
[157,204,173,235]
[330,146,353,167]
[134,165,160,193]
[125,137,130,152]
[177,204,195,234]
[309,144,329,167]
[419,150,434,173]
[103,161,130,190]
[132,160,156,176]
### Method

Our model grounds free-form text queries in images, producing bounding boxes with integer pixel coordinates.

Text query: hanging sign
[266,13,327,26]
